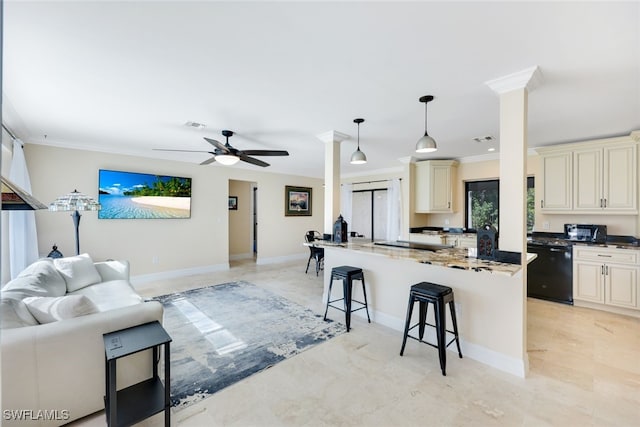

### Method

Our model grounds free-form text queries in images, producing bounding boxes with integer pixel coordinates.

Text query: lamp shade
[49,190,101,212]
[415,134,438,153]
[1,176,47,210]
[350,147,367,165]
[215,154,240,165]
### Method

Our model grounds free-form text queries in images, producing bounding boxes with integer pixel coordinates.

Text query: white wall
[19,144,324,277]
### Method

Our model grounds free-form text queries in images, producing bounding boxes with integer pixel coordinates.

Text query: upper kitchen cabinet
[540,151,573,211]
[414,160,458,213]
[574,143,637,213]
[537,131,640,215]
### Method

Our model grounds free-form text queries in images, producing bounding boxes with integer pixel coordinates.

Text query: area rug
[152,281,345,410]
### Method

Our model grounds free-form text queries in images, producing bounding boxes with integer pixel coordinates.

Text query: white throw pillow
[54,253,102,292]
[23,295,99,324]
[3,259,67,297]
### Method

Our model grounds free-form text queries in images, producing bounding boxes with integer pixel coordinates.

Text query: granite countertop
[571,241,640,250]
[311,240,535,276]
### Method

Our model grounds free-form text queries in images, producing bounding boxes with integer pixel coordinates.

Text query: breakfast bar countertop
[309,240,535,277]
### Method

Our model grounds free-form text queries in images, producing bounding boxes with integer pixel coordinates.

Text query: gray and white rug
[152,281,345,410]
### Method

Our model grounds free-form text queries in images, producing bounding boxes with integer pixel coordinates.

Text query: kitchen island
[316,240,536,377]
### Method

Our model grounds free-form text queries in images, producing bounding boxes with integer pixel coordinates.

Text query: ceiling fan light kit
[415,95,438,153]
[215,154,241,165]
[350,118,367,165]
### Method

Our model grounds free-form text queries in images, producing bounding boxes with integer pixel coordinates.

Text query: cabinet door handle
[540,200,544,208]
[597,254,612,257]
[604,198,607,208]
[601,265,604,275]
[448,202,451,209]
[605,265,609,275]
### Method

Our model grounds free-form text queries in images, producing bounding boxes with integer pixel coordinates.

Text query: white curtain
[9,139,39,278]
[386,178,402,241]
[340,183,353,232]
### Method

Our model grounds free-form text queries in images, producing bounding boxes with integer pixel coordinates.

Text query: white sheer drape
[386,178,402,241]
[9,140,39,278]
[340,183,353,232]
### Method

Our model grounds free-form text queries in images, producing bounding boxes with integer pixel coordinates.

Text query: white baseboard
[229,253,254,261]
[349,307,526,378]
[131,263,230,286]
[256,253,307,265]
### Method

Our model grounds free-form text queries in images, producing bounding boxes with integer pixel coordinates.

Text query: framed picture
[98,169,191,219]
[228,196,238,210]
[285,186,312,216]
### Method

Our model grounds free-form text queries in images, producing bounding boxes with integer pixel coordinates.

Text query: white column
[486,65,542,379]
[316,131,349,235]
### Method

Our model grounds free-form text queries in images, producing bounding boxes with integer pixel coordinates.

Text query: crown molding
[316,130,350,144]
[485,66,542,94]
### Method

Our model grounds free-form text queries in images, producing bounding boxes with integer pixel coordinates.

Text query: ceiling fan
[154,130,289,167]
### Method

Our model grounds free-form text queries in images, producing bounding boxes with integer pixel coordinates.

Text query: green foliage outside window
[465,177,535,232]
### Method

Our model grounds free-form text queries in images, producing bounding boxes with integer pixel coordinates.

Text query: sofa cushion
[54,254,102,292]
[0,293,39,328]
[2,259,67,297]
[70,280,143,312]
[23,295,99,324]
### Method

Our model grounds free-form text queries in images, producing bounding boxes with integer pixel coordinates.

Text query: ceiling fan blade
[200,156,217,165]
[241,150,289,157]
[204,137,229,153]
[239,154,270,167]
[153,149,214,153]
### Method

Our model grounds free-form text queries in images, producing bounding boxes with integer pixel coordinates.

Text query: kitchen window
[465,177,534,232]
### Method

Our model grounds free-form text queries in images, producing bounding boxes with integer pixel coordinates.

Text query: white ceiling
[3,1,639,178]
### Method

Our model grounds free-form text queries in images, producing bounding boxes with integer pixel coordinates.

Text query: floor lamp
[49,190,101,256]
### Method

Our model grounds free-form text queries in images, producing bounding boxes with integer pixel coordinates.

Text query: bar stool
[399,282,462,376]
[323,266,371,332]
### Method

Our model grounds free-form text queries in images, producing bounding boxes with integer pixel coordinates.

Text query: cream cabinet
[414,160,458,213]
[408,233,445,245]
[444,234,476,249]
[573,143,637,213]
[573,246,639,311]
[540,151,572,211]
[537,131,639,215]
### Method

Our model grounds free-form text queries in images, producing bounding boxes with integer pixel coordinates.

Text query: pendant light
[350,118,367,165]
[415,95,437,153]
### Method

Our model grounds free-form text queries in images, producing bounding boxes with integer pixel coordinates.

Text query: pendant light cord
[424,102,429,137]
[357,122,361,149]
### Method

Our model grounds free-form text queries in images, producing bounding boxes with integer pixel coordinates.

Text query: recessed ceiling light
[185,121,206,129]
[488,147,496,152]
[472,135,494,143]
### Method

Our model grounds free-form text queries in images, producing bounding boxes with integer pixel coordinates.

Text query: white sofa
[0,254,164,426]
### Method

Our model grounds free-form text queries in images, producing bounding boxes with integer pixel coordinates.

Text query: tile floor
[72,259,640,426]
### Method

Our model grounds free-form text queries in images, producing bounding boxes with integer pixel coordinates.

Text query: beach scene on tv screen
[98,170,191,219]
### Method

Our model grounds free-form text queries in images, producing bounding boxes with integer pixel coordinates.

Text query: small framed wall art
[285,186,312,216]
[228,196,238,210]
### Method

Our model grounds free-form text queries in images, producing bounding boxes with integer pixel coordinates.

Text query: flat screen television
[98,169,192,219]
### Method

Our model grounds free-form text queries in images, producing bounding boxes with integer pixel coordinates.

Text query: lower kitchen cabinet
[573,246,639,313]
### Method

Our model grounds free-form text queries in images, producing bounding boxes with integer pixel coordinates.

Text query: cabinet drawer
[573,246,639,264]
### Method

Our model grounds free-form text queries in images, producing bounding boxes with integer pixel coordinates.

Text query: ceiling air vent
[472,135,494,143]
[185,121,206,129]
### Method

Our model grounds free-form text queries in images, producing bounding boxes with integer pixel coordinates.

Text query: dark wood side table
[103,321,172,427]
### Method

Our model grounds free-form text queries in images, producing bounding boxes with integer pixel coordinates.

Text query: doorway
[228,180,257,262]
[351,188,388,240]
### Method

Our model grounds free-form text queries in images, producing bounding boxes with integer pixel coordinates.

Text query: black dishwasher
[527,239,573,305]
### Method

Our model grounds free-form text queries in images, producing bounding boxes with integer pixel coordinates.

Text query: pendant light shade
[350,118,367,165]
[416,95,438,153]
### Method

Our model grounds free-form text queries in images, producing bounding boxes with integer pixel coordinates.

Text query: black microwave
[564,224,607,243]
